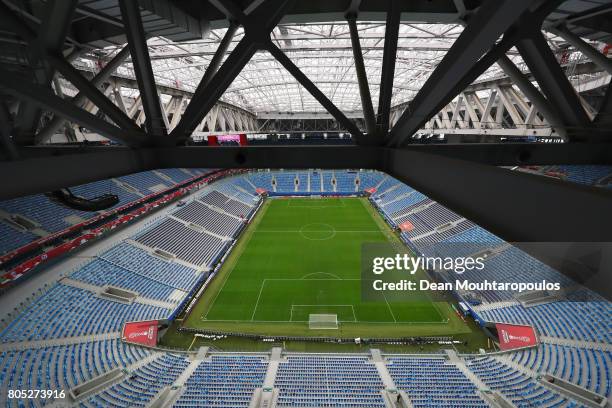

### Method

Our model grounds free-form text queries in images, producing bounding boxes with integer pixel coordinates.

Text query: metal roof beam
[347,14,376,137]
[377,0,400,134]
[171,0,295,143]
[119,0,168,143]
[35,46,131,144]
[551,25,612,75]
[516,30,591,141]
[266,43,365,142]
[0,67,146,146]
[386,0,536,147]
[9,0,77,145]
[496,55,565,136]
[47,54,141,133]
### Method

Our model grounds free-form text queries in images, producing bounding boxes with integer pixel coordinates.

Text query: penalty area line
[251,279,267,321]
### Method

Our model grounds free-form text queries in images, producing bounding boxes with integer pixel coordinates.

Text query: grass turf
[179,197,475,338]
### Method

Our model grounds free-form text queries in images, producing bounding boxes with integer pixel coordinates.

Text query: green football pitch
[182,197,474,338]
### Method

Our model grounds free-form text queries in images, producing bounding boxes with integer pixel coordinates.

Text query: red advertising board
[365,187,377,194]
[122,320,159,347]
[496,323,538,350]
[255,188,267,195]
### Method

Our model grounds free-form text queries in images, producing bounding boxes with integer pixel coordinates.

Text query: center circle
[299,223,336,240]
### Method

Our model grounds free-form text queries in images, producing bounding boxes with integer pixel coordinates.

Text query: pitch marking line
[290,304,357,323]
[256,230,380,233]
[299,223,336,240]
[200,318,449,324]
[251,279,267,321]
[382,292,397,323]
[287,199,346,208]
[262,278,361,280]
[251,278,359,321]
[300,272,342,280]
[203,201,269,320]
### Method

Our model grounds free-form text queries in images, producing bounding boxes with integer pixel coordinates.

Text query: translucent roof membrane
[82,23,572,114]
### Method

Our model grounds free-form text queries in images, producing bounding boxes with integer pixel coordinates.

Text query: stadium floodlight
[309,314,338,329]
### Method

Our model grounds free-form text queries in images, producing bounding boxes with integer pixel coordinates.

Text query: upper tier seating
[70,179,142,209]
[0,221,39,256]
[231,177,259,195]
[117,171,170,195]
[555,165,612,187]
[0,193,94,233]
[156,168,195,183]
[0,168,212,257]
[372,177,398,197]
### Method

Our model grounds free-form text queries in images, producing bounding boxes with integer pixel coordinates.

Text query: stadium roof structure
[97,23,563,115]
[0,0,611,270]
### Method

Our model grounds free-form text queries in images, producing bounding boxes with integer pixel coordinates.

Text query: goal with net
[308,314,338,329]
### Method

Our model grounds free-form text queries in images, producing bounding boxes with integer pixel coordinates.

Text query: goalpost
[309,314,338,329]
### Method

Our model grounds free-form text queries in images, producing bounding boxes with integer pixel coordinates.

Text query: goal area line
[290,304,357,323]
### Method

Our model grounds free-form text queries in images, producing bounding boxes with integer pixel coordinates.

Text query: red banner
[365,187,377,194]
[208,135,218,146]
[255,188,267,195]
[399,221,415,232]
[496,323,538,350]
[122,320,159,347]
[239,133,248,146]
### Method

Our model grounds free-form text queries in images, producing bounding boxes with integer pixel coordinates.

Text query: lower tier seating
[387,357,488,408]
[199,190,253,217]
[135,219,226,268]
[174,201,242,237]
[510,343,611,397]
[466,357,579,407]
[175,356,268,407]
[71,258,182,303]
[100,242,200,291]
[82,353,189,408]
[275,356,386,407]
[0,339,150,405]
[0,284,169,343]
[477,301,611,344]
